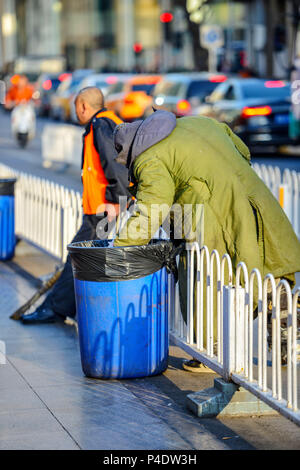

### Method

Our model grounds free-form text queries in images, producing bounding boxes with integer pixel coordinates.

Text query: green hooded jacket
[114,112,300,286]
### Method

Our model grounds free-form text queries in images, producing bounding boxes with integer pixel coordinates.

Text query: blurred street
[0,110,81,191]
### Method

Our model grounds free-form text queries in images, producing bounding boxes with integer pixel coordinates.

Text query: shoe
[21,307,63,324]
[182,359,215,373]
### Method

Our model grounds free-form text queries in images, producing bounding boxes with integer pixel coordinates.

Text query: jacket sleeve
[114,155,175,246]
[93,118,130,203]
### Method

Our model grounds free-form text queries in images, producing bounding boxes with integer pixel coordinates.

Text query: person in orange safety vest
[22,87,130,324]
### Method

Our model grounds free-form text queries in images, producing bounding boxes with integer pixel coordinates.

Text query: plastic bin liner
[0,179,16,196]
[67,239,183,282]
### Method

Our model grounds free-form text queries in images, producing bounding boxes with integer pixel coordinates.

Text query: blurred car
[69,73,124,123]
[50,69,94,121]
[105,74,133,116]
[79,73,120,97]
[196,78,291,149]
[149,72,228,117]
[34,72,71,116]
[119,75,162,121]
[13,55,67,84]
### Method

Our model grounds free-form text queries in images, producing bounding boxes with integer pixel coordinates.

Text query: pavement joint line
[4,355,82,450]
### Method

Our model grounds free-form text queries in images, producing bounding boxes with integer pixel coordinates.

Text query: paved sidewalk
[0,241,300,450]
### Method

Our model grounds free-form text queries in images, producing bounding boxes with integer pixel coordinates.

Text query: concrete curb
[187,378,277,418]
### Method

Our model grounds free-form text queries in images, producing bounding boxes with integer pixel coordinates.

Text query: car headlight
[155,96,164,106]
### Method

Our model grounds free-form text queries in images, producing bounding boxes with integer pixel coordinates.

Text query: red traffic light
[160,12,173,23]
[133,43,143,54]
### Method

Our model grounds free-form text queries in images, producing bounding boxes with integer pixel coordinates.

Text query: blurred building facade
[181,0,300,78]
[0,0,299,77]
[0,0,194,73]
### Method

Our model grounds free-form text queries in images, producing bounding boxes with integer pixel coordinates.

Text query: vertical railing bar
[275,281,292,402]
[200,246,211,355]
[187,247,193,345]
[249,269,263,383]
[211,250,221,360]
[262,275,276,394]
[235,263,249,378]
[221,254,233,365]
[292,290,299,412]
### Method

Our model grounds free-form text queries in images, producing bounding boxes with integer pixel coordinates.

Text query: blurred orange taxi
[119,75,162,122]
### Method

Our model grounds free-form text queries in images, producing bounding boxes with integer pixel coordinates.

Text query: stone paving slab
[1,241,300,450]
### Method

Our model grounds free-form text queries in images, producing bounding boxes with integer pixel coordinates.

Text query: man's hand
[97,203,120,223]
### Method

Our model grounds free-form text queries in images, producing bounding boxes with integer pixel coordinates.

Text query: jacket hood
[114,110,176,168]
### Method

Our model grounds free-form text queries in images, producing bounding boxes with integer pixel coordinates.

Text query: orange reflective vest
[82,110,123,215]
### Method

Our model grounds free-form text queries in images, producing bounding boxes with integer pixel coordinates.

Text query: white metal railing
[169,242,300,426]
[253,164,300,239]
[0,163,83,261]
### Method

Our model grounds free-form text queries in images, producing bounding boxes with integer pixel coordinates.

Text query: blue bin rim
[67,240,158,251]
[0,178,17,183]
[67,239,179,283]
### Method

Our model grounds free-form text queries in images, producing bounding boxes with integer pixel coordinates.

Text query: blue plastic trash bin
[68,240,176,379]
[0,179,16,261]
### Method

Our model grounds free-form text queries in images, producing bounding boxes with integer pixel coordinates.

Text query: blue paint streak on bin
[74,267,169,379]
[0,179,16,261]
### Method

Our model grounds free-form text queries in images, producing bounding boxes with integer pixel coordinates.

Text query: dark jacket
[82,108,129,204]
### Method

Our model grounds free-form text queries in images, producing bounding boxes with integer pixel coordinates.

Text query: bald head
[75,87,105,125]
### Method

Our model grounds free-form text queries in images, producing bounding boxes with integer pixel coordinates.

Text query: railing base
[187,378,277,418]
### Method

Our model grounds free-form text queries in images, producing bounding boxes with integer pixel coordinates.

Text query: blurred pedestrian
[4,75,34,110]
[22,87,129,324]
[113,110,300,371]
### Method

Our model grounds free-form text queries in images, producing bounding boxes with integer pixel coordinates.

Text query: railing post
[235,286,246,376]
[223,285,246,380]
[223,285,236,382]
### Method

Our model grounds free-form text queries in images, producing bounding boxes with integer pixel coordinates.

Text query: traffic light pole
[208,48,217,73]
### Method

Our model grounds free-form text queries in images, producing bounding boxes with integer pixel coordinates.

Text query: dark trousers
[42,214,102,318]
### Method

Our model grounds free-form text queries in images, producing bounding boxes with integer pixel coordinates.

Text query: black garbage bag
[67,239,184,282]
[0,179,17,196]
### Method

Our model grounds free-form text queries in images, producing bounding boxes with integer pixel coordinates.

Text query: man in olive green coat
[113,110,300,371]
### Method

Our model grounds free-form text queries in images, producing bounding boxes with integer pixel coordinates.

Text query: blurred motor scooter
[11,102,36,148]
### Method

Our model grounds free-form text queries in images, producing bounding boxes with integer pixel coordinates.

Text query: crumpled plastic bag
[68,239,184,282]
[0,179,16,196]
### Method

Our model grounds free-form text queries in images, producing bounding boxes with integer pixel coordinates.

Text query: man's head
[75,87,104,125]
